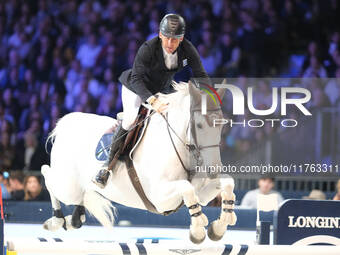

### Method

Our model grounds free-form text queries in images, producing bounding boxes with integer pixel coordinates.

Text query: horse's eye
[197,123,203,129]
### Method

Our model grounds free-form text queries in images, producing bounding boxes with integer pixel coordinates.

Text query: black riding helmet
[160,14,185,38]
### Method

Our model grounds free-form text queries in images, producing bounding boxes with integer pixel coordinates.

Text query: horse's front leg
[43,192,66,231]
[151,180,208,244]
[208,177,237,241]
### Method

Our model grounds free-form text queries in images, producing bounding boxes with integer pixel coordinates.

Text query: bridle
[163,107,222,182]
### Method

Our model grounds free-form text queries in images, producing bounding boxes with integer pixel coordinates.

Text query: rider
[93,13,209,188]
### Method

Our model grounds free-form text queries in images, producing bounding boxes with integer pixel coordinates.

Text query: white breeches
[121,86,143,130]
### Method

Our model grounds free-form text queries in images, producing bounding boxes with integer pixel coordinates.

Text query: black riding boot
[92,125,127,188]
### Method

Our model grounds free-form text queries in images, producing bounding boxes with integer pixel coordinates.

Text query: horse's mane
[172,81,189,95]
[158,81,189,106]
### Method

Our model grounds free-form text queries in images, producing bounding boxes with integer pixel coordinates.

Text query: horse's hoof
[207,223,223,241]
[71,218,82,229]
[71,214,85,229]
[64,215,82,230]
[207,220,227,241]
[189,226,206,244]
[43,217,65,232]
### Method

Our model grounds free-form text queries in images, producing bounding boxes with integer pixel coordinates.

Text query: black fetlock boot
[92,125,127,188]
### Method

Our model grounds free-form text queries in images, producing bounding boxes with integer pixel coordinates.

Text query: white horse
[42,81,237,243]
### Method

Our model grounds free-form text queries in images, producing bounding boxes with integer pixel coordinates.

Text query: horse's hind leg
[64,205,86,230]
[207,177,237,241]
[43,193,66,231]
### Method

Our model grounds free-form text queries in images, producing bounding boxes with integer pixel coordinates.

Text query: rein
[162,107,222,181]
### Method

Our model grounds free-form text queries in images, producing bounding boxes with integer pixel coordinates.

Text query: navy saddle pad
[95,133,114,161]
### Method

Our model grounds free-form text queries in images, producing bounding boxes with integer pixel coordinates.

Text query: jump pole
[6,238,340,255]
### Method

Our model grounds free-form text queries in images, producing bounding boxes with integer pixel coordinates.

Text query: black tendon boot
[92,125,127,188]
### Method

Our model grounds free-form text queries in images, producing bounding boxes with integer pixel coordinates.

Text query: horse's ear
[217,79,227,100]
[188,80,201,106]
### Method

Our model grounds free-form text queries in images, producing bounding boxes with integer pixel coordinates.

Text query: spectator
[241,175,284,209]
[0,171,11,200]
[309,86,331,109]
[43,105,59,135]
[18,69,38,107]
[8,171,25,201]
[0,99,15,126]
[325,32,340,76]
[0,131,16,170]
[328,31,339,58]
[17,131,49,171]
[76,33,102,69]
[8,24,23,50]
[333,179,340,200]
[23,175,49,201]
[303,189,326,200]
[0,118,15,144]
[252,80,274,110]
[301,41,322,73]
[39,82,51,110]
[217,33,241,76]
[197,44,219,76]
[237,10,265,76]
[2,88,21,122]
[97,93,116,116]
[34,55,50,82]
[65,60,82,94]
[96,45,117,76]
[19,93,44,131]
[303,56,328,78]
[325,68,340,105]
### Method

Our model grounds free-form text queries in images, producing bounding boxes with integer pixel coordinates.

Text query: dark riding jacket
[118,36,209,102]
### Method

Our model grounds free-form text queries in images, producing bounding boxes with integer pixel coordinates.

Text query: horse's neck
[133,94,191,171]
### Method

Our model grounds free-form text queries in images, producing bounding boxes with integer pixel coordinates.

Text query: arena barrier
[3,198,340,254]
[6,238,340,255]
[0,186,5,255]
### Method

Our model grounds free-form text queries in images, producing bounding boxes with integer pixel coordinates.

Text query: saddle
[95,106,149,162]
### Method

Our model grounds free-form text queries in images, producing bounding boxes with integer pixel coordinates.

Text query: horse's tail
[44,115,63,153]
[83,189,117,228]
[45,127,57,152]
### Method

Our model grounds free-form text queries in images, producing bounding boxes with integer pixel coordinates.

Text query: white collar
[162,47,177,56]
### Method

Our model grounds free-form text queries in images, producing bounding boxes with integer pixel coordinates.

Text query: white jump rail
[7,238,340,255]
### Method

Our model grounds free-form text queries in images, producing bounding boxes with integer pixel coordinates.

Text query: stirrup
[92,169,111,189]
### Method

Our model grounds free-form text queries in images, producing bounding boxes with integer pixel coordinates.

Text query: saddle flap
[127,106,151,160]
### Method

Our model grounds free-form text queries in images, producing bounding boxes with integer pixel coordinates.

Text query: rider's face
[159,32,183,54]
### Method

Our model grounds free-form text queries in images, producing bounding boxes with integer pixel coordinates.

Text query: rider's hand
[147,96,169,114]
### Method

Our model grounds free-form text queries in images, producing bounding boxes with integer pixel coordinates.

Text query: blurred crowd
[0,0,340,173]
[0,171,49,201]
